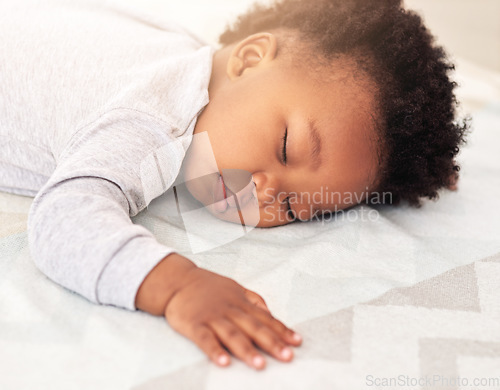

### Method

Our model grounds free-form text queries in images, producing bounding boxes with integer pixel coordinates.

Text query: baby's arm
[136,253,302,369]
[28,109,300,369]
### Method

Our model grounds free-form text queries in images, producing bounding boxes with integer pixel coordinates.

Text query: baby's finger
[230,308,294,362]
[210,318,266,370]
[190,324,231,367]
[244,289,270,312]
[246,305,302,347]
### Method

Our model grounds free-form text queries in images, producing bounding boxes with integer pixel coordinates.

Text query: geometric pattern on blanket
[134,252,500,390]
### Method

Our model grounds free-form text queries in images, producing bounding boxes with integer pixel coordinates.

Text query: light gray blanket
[1,0,500,387]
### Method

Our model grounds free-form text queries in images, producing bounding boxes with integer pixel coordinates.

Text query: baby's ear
[227,33,278,80]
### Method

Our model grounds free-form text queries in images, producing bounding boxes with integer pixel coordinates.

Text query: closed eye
[281,127,288,165]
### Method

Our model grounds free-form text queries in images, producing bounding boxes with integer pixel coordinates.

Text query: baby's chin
[186,187,295,228]
[208,197,262,226]
[190,188,263,228]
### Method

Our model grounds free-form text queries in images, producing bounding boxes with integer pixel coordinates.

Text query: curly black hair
[219,0,470,207]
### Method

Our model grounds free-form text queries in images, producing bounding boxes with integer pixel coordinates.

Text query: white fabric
[1,0,499,388]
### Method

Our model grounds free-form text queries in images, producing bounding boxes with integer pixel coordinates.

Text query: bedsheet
[1,9,500,389]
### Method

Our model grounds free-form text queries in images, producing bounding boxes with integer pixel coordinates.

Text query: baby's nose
[251,172,284,207]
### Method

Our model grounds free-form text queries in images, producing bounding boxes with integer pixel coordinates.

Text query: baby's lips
[226,181,256,209]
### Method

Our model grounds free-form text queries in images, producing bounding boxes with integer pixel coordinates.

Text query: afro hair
[219,0,470,207]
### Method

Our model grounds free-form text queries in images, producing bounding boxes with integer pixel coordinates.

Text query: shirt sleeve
[27,109,190,311]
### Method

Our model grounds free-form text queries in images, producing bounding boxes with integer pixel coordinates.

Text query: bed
[1,1,499,389]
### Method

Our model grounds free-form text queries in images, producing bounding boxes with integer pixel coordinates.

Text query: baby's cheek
[254,207,290,228]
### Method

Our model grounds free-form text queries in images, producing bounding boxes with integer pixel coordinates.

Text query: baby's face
[184,34,380,228]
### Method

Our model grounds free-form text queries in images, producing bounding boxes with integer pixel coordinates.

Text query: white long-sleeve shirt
[0,0,214,310]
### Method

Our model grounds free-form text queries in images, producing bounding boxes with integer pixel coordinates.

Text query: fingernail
[217,354,229,366]
[292,333,302,343]
[252,355,265,369]
[280,347,292,360]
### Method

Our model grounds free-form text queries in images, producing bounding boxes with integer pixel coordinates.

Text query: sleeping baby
[0,0,468,370]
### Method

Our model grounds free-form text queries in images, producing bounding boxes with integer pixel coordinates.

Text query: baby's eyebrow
[308,119,322,171]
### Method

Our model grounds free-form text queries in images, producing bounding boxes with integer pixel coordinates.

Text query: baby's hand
[164,267,302,370]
